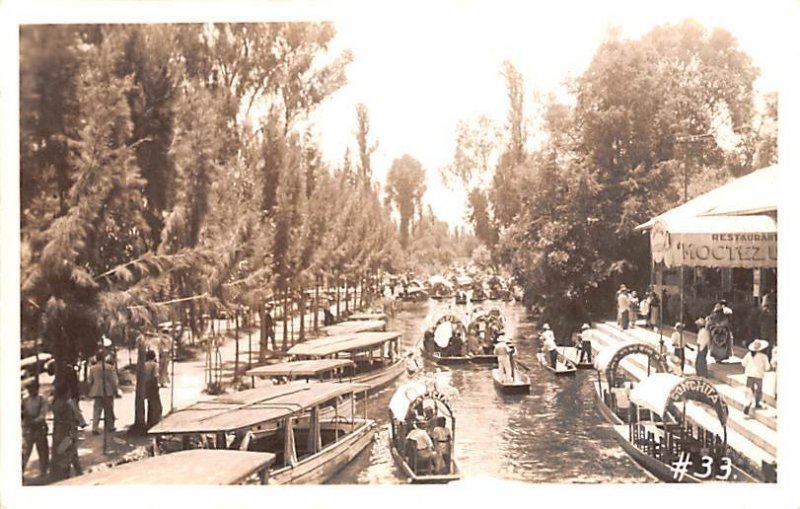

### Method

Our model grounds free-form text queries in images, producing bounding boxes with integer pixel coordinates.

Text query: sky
[305,0,792,229]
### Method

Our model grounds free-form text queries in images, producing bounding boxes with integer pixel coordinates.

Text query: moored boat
[491,368,530,394]
[148,382,376,485]
[321,319,386,335]
[421,314,471,365]
[388,381,461,483]
[537,351,577,375]
[286,331,405,393]
[55,450,277,485]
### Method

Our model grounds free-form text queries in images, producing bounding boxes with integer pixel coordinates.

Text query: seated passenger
[430,416,452,474]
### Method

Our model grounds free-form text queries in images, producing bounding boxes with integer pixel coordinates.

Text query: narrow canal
[329,300,653,484]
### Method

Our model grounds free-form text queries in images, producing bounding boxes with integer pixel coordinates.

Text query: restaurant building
[636,164,778,343]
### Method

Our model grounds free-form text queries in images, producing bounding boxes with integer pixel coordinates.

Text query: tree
[385,155,427,249]
[355,103,377,187]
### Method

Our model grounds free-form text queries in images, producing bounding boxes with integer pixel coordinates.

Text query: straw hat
[581,323,590,331]
[748,339,769,352]
[542,323,551,331]
[694,317,706,327]
[674,322,683,329]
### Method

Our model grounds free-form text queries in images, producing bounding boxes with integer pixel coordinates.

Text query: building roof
[636,165,779,231]
[287,331,402,357]
[149,382,364,435]
[55,450,276,485]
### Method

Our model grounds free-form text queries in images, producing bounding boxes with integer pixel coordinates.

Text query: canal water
[329,299,652,484]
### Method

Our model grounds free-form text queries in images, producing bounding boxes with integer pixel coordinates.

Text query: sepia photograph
[2,0,799,506]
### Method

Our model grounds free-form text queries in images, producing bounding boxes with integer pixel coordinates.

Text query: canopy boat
[400,285,429,302]
[491,367,530,394]
[454,290,468,305]
[347,311,388,322]
[388,381,461,483]
[470,286,487,303]
[429,275,454,300]
[537,351,577,375]
[465,310,505,364]
[421,315,472,365]
[149,382,375,485]
[287,331,405,393]
[246,359,355,385]
[55,449,276,485]
[321,319,386,336]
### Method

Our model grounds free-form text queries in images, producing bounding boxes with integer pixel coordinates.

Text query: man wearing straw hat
[576,323,593,364]
[694,317,710,378]
[741,338,771,417]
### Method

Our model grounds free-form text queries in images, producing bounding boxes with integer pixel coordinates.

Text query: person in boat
[451,330,464,356]
[406,352,421,376]
[423,328,436,353]
[406,421,435,473]
[494,337,512,382]
[540,324,558,369]
[576,323,593,364]
[430,416,452,474]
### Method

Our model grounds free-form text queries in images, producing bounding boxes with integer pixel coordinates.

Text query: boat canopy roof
[149,382,365,435]
[321,319,386,335]
[389,380,454,423]
[347,312,388,322]
[55,450,275,485]
[429,275,453,287]
[594,341,667,384]
[288,331,402,357]
[245,359,354,378]
[630,374,728,430]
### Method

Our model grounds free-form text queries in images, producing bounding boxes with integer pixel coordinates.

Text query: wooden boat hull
[354,359,406,393]
[491,368,530,394]
[536,352,577,376]
[269,420,377,485]
[389,442,461,484]
[421,348,496,366]
[469,353,497,365]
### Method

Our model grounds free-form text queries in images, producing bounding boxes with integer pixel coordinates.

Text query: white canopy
[629,373,684,418]
[389,380,428,421]
[434,321,453,348]
[428,275,452,287]
[594,342,631,371]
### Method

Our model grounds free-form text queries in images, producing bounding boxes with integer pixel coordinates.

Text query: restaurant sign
[651,219,777,269]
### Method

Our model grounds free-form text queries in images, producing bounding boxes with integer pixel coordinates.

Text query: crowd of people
[21,331,172,484]
[615,284,661,331]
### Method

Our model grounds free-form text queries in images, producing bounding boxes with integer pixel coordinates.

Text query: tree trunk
[234,310,240,384]
[259,303,267,363]
[129,335,147,435]
[299,286,306,342]
[282,286,289,352]
[344,280,349,314]
[336,279,341,320]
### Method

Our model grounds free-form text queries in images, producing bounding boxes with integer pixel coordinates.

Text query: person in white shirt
[494,338,512,382]
[742,339,771,416]
[694,318,710,377]
[671,322,686,374]
[617,286,630,329]
[540,324,558,368]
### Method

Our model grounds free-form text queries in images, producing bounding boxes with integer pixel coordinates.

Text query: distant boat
[537,351,577,375]
[491,368,530,394]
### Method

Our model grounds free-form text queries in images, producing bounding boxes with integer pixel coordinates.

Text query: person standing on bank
[628,291,639,328]
[21,381,50,481]
[649,289,661,332]
[742,339,771,417]
[694,317,710,378]
[144,350,162,429]
[88,351,118,435]
[617,286,630,330]
[577,323,593,364]
[671,322,686,374]
[157,330,172,387]
[49,381,83,481]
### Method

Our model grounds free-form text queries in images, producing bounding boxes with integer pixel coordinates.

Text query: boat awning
[321,319,387,335]
[245,359,354,378]
[149,382,363,435]
[636,165,778,231]
[456,276,473,286]
[54,450,276,485]
[630,374,728,428]
[428,275,452,287]
[347,312,387,322]
[389,381,429,421]
[594,342,632,372]
[650,215,777,269]
[287,331,402,357]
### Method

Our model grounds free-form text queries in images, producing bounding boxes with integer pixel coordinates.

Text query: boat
[321,319,386,335]
[286,331,405,393]
[421,315,472,365]
[454,291,468,305]
[388,380,461,483]
[466,309,504,363]
[562,346,594,369]
[149,382,376,485]
[429,275,454,300]
[246,359,355,384]
[55,449,277,485]
[491,367,530,394]
[537,351,577,375]
[347,311,388,322]
[592,342,756,483]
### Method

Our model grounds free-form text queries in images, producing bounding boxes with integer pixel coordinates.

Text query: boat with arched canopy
[420,314,471,365]
[388,380,461,483]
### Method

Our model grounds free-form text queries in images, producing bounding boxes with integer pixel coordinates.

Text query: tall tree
[355,103,377,187]
[385,155,427,249]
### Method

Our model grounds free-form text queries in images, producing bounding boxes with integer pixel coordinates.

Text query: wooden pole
[314,277,320,331]
[299,286,306,342]
[234,310,240,384]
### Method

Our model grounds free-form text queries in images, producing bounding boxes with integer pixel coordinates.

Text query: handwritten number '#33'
[697,456,733,480]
